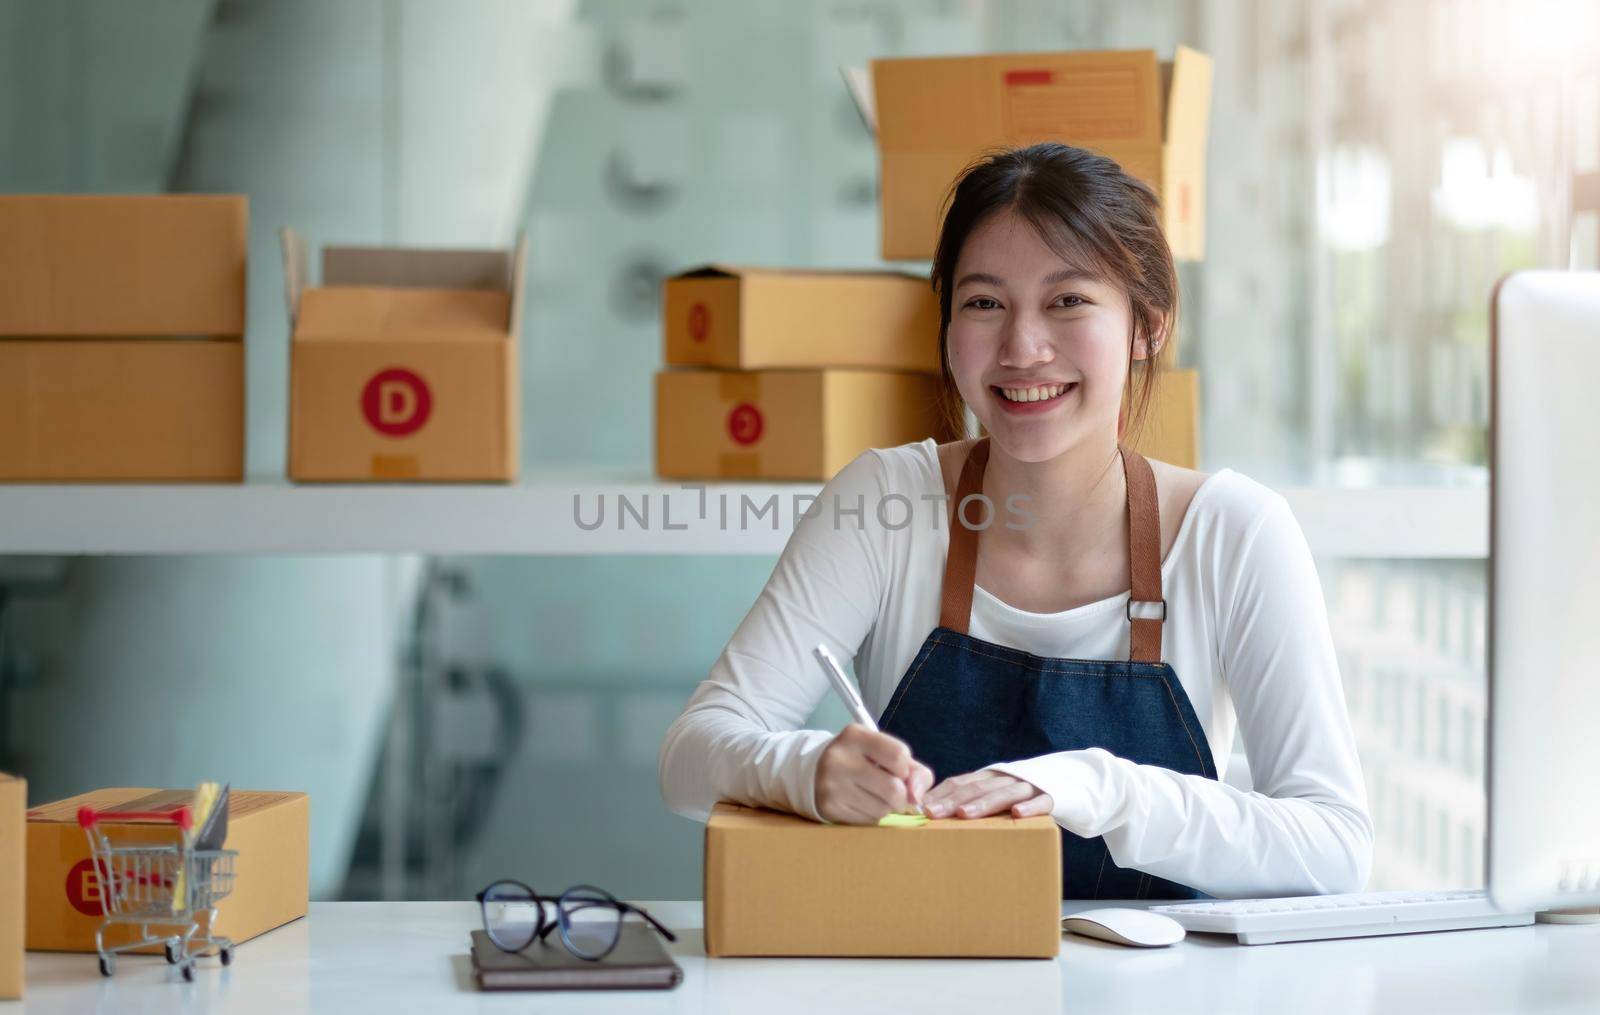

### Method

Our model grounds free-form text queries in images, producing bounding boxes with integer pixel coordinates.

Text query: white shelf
[0,478,1486,558]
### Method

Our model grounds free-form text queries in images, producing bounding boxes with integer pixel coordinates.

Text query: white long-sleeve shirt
[658,439,1373,898]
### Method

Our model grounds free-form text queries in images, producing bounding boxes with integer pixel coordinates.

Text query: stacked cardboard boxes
[844,46,1215,465]
[0,196,248,481]
[655,266,948,480]
[280,229,525,482]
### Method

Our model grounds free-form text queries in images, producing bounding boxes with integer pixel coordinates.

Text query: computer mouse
[1062,908,1186,948]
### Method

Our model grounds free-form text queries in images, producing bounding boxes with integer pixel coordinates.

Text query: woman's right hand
[814,724,934,824]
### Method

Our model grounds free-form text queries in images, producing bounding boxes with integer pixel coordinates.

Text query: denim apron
[879,437,1216,899]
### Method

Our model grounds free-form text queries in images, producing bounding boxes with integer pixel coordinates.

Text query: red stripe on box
[1005,69,1054,86]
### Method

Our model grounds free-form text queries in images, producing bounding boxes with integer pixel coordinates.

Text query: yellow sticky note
[878,813,929,828]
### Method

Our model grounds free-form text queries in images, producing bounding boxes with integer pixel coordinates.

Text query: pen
[813,644,877,731]
[814,644,926,815]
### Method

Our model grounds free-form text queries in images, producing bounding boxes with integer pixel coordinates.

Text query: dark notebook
[469,927,683,991]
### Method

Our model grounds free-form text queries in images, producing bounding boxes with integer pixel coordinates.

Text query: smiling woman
[659,143,1373,901]
[931,144,1177,452]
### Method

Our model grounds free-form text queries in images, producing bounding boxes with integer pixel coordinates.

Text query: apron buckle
[1128,598,1168,622]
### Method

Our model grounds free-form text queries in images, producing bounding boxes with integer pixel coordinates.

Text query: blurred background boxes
[281,229,524,483]
[656,368,946,481]
[1129,367,1200,469]
[24,787,309,954]
[663,266,939,372]
[657,263,949,481]
[0,195,246,337]
[0,341,244,481]
[652,365,940,480]
[0,774,22,1000]
[0,195,247,481]
[860,47,1212,263]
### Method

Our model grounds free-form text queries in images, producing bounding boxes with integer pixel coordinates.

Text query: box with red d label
[655,368,947,480]
[281,229,523,482]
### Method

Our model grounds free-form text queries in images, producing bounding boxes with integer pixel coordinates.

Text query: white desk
[9,900,1598,1014]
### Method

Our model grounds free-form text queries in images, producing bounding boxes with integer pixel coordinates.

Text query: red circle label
[66,858,110,916]
[727,402,764,446]
[688,302,710,342]
[361,368,433,437]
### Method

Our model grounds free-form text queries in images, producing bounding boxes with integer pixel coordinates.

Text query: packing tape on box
[718,453,761,477]
[717,371,765,476]
[718,371,762,402]
[370,454,420,479]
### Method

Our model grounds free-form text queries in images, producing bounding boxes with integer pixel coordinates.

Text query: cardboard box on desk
[281,228,524,482]
[847,47,1212,263]
[663,266,939,372]
[704,803,1061,957]
[1,774,23,999]
[656,368,948,481]
[24,788,309,954]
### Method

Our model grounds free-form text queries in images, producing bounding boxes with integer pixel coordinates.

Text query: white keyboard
[1150,889,1535,945]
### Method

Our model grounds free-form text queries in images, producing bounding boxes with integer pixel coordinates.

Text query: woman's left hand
[922,770,1054,819]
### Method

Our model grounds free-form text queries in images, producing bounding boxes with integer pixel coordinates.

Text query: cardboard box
[1126,367,1200,469]
[663,266,939,372]
[850,47,1212,262]
[0,774,23,999]
[25,788,309,954]
[0,195,247,337]
[656,368,947,480]
[0,340,244,481]
[703,803,1061,957]
[281,229,524,482]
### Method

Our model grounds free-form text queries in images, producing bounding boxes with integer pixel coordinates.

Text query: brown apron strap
[1121,444,1166,663]
[936,438,1166,663]
[938,438,990,634]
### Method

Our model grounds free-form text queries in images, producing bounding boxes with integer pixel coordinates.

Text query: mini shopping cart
[77,804,237,981]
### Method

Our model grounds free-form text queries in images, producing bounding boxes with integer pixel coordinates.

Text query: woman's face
[946,208,1152,463]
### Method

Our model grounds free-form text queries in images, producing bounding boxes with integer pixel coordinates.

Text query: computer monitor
[1487,270,1600,914]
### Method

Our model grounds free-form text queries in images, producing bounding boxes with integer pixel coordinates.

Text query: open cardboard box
[704,803,1061,957]
[663,265,939,372]
[844,47,1212,263]
[281,229,525,482]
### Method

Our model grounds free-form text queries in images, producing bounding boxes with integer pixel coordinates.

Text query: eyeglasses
[476,879,676,961]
